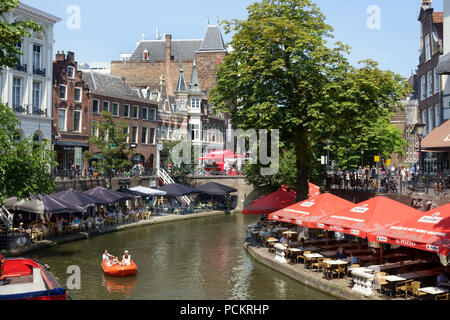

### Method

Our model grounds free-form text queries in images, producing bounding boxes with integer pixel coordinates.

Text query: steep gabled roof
[82,71,140,98]
[175,67,187,93]
[197,25,226,52]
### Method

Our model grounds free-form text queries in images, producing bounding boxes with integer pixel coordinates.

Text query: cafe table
[418,287,449,295]
[288,248,302,263]
[303,253,324,270]
[323,260,348,279]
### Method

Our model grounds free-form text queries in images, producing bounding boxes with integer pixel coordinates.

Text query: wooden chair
[410,281,427,300]
[332,264,347,279]
[298,251,311,264]
[311,258,324,272]
[435,293,449,300]
[395,280,413,299]
[376,272,389,294]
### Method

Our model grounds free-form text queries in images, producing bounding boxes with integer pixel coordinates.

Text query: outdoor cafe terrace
[244,186,449,300]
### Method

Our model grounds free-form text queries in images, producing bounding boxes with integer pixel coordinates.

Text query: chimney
[422,0,432,9]
[165,34,172,61]
[67,51,75,62]
[55,51,65,61]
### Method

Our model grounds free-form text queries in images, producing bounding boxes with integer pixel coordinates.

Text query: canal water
[30,213,336,300]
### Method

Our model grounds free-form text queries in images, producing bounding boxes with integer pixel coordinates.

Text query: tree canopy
[84,112,134,189]
[210,0,410,200]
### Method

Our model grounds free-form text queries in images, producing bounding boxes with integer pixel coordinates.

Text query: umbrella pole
[379,244,383,265]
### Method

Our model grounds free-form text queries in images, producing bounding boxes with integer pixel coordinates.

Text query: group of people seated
[102,250,132,267]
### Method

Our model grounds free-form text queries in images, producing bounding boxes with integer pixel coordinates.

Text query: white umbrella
[130,186,167,196]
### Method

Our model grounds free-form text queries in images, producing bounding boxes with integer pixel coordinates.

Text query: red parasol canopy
[268,193,354,227]
[198,150,245,161]
[367,203,450,256]
[314,196,421,239]
[242,183,321,215]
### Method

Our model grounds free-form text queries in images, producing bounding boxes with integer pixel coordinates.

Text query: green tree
[0,1,54,204]
[0,105,57,204]
[0,0,41,68]
[211,0,409,201]
[84,112,134,189]
[161,140,196,185]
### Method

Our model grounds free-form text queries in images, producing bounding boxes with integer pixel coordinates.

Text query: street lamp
[414,122,426,192]
[322,138,331,188]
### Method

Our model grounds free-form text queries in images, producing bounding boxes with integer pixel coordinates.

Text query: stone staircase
[157,168,191,205]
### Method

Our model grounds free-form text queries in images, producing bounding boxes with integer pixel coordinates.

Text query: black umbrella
[84,186,134,204]
[196,182,237,196]
[52,188,108,207]
[39,194,85,214]
[157,184,202,197]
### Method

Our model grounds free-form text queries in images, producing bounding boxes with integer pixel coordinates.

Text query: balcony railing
[14,63,27,73]
[13,105,48,117]
[33,67,45,77]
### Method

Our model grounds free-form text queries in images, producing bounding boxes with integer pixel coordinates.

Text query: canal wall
[3,210,233,257]
[243,240,387,301]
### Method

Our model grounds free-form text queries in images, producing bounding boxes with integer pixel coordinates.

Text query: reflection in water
[103,275,137,296]
[30,214,336,300]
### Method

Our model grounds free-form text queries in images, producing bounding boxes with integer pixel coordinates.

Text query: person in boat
[103,250,119,266]
[121,250,131,266]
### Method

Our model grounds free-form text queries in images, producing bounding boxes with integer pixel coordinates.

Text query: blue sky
[24,0,443,79]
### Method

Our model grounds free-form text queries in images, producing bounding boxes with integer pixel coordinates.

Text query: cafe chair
[298,251,311,264]
[410,281,427,300]
[377,272,389,294]
[395,280,413,299]
[332,264,347,279]
[311,258,324,272]
[435,293,448,300]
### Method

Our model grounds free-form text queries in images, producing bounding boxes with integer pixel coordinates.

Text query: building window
[12,77,22,110]
[103,101,110,112]
[124,104,130,118]
[74,87,82,103]
[191,98,201,109]
[58,109,67,131]
[150,128,156,144]
[67,66,74,79]
[179,99,186,110]
[143,50,149,60]
[427,71,433,97]
[422,110,428,136]
[92,99,100,114]
[420,76,426,101]
[16,42,23,65]
[60,85,67,100]
[425,34,431,61]
[132,126,138,143]
[133,105,139,119]
[73,110,81,132]
[435,104,441,127]
[428,107,434,132]
[150,108,157,121]
[142,107,148,120]
[122,126,130,143]
[434,69,440,94]
[112,102,119,117]
[91,121,98,137]
[33,44,41,70]
[32,81,41,111]
[141,127,148,144]
[191,124,200,141]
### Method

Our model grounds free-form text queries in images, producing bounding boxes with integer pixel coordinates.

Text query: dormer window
[143,50,149,61]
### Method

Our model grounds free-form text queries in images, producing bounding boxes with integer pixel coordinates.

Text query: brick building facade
[52,51,91,173]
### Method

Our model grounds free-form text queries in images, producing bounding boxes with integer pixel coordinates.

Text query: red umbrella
[268,193,354,227]
[367,203,450,256]
[315,196,421,239]
[242,189,297,215]
[242,183,322,215]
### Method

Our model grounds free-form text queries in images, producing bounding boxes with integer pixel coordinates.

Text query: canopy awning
[196,182,237,196]
[157,184,202,197]
[367,203,450,256]
[436,52,450,75]
[51,188,107,207]
[6,195,84,214]
[84,186,134,203]
[314,196,421,239]
[268,193,354,227]
[422,120,450,152]
[129,186,167,196]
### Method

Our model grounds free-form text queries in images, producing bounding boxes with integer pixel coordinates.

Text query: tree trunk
[295,129,313,202]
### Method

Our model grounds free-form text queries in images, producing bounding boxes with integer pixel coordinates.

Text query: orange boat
[101,260,138,277]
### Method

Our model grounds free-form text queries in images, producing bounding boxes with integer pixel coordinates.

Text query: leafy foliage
[0,0,41,69]
[84,112,134,188]
[0,104,57,204]
[211,0,409,200]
